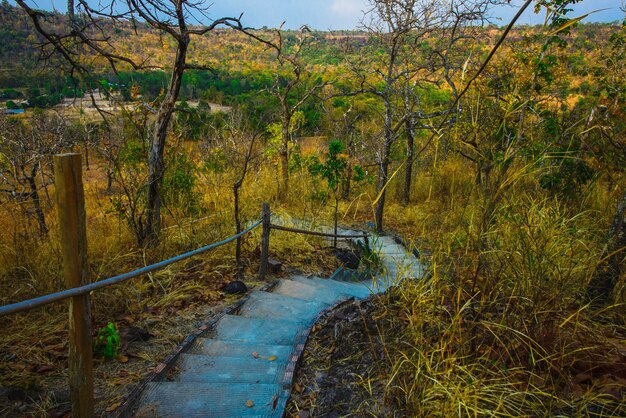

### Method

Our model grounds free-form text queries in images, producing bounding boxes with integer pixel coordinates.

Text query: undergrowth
[0,156,343,415]
[1,141,624,416]
[368,158,626,416]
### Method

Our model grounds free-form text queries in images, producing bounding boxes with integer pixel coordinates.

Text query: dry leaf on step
[106,402,122,412]
[36,365,55,373]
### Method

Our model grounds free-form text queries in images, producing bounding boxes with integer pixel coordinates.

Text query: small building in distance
[3,108,25,115]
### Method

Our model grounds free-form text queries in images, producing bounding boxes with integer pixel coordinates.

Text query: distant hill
[0,2,620,111]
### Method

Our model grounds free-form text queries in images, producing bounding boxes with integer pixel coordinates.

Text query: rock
[267,257,283,273]
[222,280,248,294]
[118,326,152,343]
[330,248,360,269]
[1,386,27,401]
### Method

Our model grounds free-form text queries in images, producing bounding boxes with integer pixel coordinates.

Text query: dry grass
[1,136,625,416]
[355,157,626,416]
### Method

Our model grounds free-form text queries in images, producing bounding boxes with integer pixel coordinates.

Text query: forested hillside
[0,0,624,416]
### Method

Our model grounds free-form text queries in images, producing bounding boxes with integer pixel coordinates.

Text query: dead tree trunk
[233,134,256,279]
[587,190,626,306]
[375,154,390,234]
[375,97,394,234]
[403,111,416,205]
[279,118,290,199]
[27,165,47,235]
[234,183,243,277]
[145,35,189,245]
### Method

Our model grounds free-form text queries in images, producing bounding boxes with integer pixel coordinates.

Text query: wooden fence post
[259,202,270,280]
[54,153,94,418]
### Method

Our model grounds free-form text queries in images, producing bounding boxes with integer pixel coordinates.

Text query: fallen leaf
[113,376,134,386]
[36,365,55,373]
[272,395,278,410]
[106,402,122,412]
[268,355,277,361]
[252,352,260,359]
[246,400,254,408]
[117,355,129,363]
[295,382,302,393]
[47,343,66,352]
[573,372,591,384]
[125,351,142,359]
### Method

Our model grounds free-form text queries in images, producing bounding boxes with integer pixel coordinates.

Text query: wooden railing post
[54,153,94,418]
[259,202,271,280]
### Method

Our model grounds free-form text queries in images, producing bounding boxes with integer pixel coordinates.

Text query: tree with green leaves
[584,8,626,305]
[309,140,364,247]
[348,0,503,232]
[240,26,328,199]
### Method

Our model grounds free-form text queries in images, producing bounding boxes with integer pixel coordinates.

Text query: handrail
[269,223,369,240]
[0,220,262,317]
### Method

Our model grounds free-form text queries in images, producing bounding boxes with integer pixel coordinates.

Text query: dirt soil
[286,294,400,418]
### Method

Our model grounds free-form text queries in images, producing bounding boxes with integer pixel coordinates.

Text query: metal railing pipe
[0,220,262,317]
[269,223,369,240]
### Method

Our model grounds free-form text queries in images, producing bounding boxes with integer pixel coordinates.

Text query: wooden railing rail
[0,219,262,317]
[269,223,369,240]
[258,206,370,280]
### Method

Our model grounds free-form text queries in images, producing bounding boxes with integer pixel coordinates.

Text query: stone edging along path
[121,228,424,418]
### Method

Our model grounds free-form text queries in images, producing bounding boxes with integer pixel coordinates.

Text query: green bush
[94,322,121,359]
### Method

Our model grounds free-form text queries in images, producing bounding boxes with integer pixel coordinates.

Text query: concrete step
[272,278,351,305]
[189,339,293,360]
[174,354,287,384]
[135,382,286,417]
[129,226,427,417]
[212,315,307,345]
[239,290,330,323]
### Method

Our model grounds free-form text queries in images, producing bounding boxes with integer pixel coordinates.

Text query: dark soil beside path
[286,293,401,417]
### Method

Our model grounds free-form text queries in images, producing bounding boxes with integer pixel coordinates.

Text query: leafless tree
[350,0,505,231]
[354,0,442,232]
[200,110,261,278]
[0,113,74,234]
[15,0,249,245]
[239,26,328,199]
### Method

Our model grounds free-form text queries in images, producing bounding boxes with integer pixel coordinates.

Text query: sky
[19,0,626,30]
[192,0,624,29]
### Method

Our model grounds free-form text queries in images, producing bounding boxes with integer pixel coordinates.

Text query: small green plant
[309,140,365,247]
[94,322,121,359]
[357,236,381,272]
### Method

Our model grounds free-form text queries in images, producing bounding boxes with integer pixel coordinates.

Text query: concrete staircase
[132,232,423,417]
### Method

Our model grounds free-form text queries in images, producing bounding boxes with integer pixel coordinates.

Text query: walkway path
[131,230,423,417]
